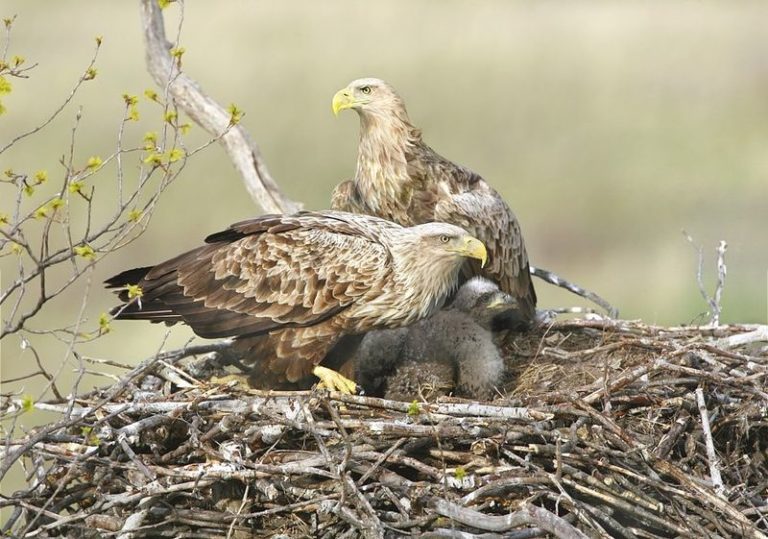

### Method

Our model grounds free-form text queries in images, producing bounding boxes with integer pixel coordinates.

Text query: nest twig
[2,320,767,538]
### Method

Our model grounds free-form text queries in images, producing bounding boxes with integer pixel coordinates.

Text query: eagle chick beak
[332,89,355,117]
[462,237,488,268]
[486,292,514,311]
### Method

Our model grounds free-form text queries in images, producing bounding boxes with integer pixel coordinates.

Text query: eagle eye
[439,235,450,244]
[360,86,372,95]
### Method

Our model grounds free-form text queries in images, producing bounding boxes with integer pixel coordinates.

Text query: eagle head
[332,77,406,118]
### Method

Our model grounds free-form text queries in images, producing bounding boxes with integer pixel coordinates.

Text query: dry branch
[694,387,725,497]
[139,0,300,214]
[683,231,728,326]
[2,320,767,538]
[432,499,588,538]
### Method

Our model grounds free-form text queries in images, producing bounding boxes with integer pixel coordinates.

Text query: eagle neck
[355,110,422,219]
[389,243,460,324]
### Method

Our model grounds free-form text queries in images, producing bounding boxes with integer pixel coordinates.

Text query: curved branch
[140,0,300,214]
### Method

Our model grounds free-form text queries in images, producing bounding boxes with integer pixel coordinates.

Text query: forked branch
[140,0,300,214]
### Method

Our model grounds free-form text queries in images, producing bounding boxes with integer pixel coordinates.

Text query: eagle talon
[313,366,360,394]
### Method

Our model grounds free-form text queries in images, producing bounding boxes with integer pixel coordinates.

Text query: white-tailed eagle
[331,78,536,329]
[106,211,487,391]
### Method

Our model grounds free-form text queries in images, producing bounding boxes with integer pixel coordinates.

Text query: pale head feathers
[355,221,484,326]
[333,78,410,123]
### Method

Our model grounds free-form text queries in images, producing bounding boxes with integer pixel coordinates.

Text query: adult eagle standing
[331,78,536,328]
[105,211,487,391]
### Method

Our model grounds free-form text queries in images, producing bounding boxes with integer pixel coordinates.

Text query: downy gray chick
[356,277,513,400]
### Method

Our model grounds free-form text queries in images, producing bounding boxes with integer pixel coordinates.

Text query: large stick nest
[3,320,768,538]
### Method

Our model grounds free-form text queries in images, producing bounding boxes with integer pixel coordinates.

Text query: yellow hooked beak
[485,292,514,311]
[332,88,355,116]
[460,236,488,268]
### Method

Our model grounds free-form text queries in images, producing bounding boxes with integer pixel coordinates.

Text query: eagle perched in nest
[331,78,536,328]
[106,211,487,391]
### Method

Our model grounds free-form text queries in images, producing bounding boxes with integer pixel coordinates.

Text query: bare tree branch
[695,387,725,497]
[431,499,589,539]
[683,230,728,326]
[139,0,300,214]
[530,266,619,319]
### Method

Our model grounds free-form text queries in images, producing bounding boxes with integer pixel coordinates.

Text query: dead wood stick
[461,475,551,505]
[21,497,109,538]
[299,400,336,475]
[151,461,337,480]
[117,434,157,483]
[139,0,299,214]
[6,500,64,532]
[653,410,692,459]
[714,325,768,349]
[582,362,656,405]
[223,483,251,539]
[683,232,727,326]
[571,458,689,500]
[116,510,149,539]
[421,529,507,538]
[354,450,442,480]
[575,503,635,539]
[651,459,768,539]
[349,461,415,491]
[34,399,526,441]
[713,240,728,325]
[329,392,550,421]
[35,395,310,418]
[694,387,725,496]
[655,360,745,387]
[559,464,663,517]
[315,418,487,438]
[557,474,684,535]
[334,504,368,533]
[432,499,588,539]
[239,494,338,518]
[386,515,438,531]
[530,266,619,318]
[100,478,214,508]
[117,414,174,440]
[342,474,385,538]
[356,438,406,486]
[0,340,217,481]
[541,339,654,361]
[551,318,757,337]
[570,402,634,452]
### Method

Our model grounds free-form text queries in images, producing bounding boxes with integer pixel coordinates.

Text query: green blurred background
[1,0,767,501]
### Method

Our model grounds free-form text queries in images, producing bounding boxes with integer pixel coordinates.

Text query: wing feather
[409,147,537,321]
[109,213,394,339]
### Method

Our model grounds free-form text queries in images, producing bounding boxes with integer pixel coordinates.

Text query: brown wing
[408,147,537,324]
[107,212,393,351]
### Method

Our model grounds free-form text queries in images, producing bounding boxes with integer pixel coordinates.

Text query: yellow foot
[211,373,252,390]
[312,366,359,394]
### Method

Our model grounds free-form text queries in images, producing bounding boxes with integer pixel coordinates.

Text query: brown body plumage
[332,78,536,327]
[105,211,486,387]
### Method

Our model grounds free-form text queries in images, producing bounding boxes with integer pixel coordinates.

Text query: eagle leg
[313,366,360,394]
